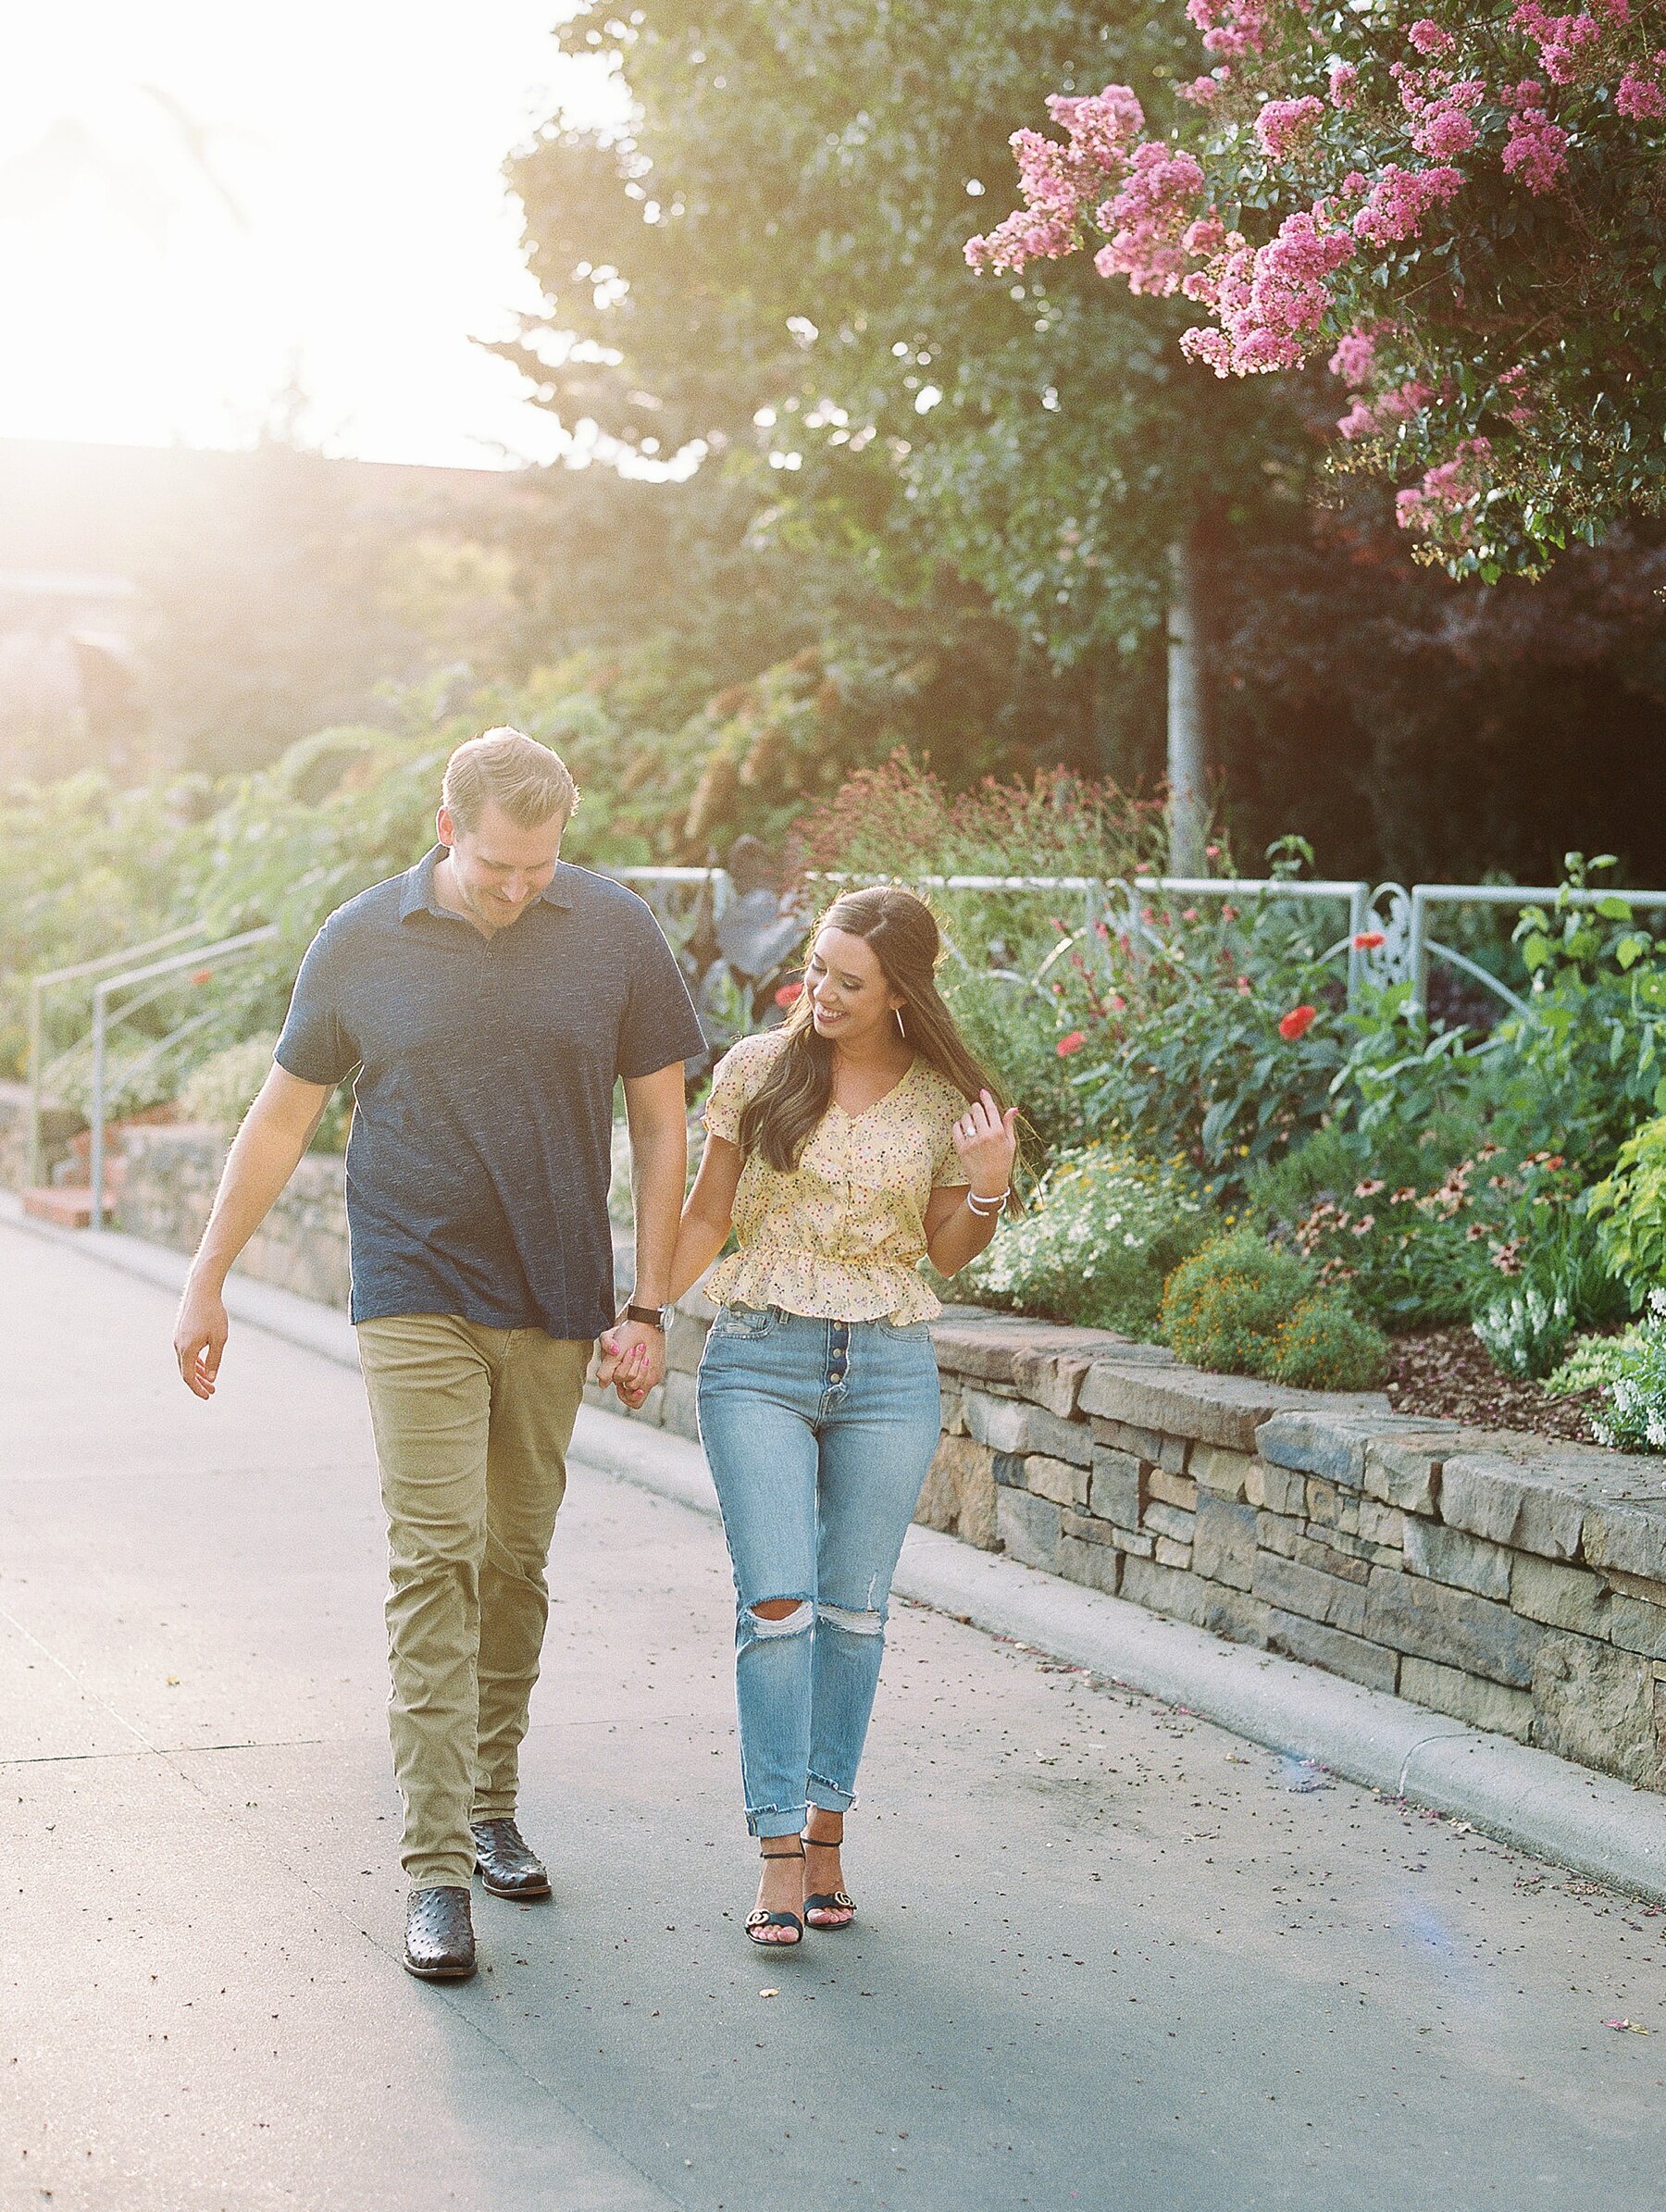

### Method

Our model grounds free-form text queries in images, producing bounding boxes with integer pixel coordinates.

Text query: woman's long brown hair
[737,886,1020,1207]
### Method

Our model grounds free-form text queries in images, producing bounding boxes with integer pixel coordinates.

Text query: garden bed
[1384,1325,1605,1447]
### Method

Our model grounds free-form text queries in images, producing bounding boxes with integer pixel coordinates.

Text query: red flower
[774,980,803,1007]
[1057,1030,1087,1058]
[1278,1005,1318,1040]
[1352,929,1386,951]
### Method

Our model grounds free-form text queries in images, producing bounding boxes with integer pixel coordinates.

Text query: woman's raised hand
[951,1089,1020,1199]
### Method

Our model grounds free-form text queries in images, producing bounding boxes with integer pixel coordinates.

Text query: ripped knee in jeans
[815,1599,884,1637]
[747,1597,814,1638]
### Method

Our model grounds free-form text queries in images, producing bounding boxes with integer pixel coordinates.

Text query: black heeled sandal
[802,1828,856,1932]
[744,1843,805,1947]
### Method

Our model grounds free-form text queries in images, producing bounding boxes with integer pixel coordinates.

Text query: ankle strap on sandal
[760,1842,805,1858]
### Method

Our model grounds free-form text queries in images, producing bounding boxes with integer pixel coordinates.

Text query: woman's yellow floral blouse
[702,1029,970,1323]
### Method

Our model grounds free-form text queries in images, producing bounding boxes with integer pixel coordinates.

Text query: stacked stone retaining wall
[115,1124,351,1309]
[0,1080,78,1191]
[112,1125,1666,1794]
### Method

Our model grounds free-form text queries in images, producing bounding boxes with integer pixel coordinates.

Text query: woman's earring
[895,1008,907,1038]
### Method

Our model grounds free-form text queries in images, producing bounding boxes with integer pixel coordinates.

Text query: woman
[620,887,1019,1947]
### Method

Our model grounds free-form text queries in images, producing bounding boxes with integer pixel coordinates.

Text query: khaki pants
[355,1314,591,1889]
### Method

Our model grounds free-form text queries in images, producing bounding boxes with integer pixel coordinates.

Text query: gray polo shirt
[274,847,705,1340]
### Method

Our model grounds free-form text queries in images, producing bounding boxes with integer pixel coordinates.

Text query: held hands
[953,1089,1020,1202]
[596,1317,665,1410]
[173,1275,229,1399]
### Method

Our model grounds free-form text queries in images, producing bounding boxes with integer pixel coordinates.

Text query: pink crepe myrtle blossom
[1498,364,1537,425]
[1093,142,1208,295]
[1254,96,1325,159]
[1512,3,1614,83]
[1179,71,1230,105]
[1187,0,1274,63]
[1502,102,1570,190]
[1328,325,1377,385]
[1191,208,1354,375]
[1408,19,1456,56]
[1617,66,1666,118]
[1337,376,1434,438]
[965,87,1146,274]
[1044,84,1147,166]
[1395,437,1493,537]
[1412,98,1481,158]
[1352,164,1465,245]
[1327,61,1360,108]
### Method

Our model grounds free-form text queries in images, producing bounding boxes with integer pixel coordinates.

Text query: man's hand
[174,1275,230,1399]
[597,1318,665,1408]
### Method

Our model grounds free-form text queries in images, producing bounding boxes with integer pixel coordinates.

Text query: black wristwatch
[623,1301,671,1331]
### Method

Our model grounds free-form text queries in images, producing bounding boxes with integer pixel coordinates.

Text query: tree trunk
[1165,531,1207,877]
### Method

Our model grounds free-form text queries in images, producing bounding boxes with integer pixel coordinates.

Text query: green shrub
[178,1034,351,1150]
[178,1037,280,1130]
[1272,1294,1391,1392]
[1160,1228,1387,1390]
[1066,846,1349,1198]
[1586,1114,1666,1308]
[960,1142,1218,1338]
[1259,1126,1622,1336]
[1546,1332,1636,1398]
[1585,1292,1666,1454]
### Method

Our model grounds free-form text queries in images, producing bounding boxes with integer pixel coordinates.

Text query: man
[172,728,703,1982]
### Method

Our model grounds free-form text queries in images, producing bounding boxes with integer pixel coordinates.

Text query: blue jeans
[696,1305,943,1839]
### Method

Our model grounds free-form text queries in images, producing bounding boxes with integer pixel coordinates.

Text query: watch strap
[624,1301,669,1330]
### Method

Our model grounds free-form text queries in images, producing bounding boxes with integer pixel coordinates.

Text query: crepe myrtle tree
[494,1,1313,869]
[969,1,1666,591]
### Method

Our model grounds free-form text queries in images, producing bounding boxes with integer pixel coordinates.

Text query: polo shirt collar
[398,845,576,923]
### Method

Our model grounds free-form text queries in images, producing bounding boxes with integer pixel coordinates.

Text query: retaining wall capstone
[116,1125,1666,1794]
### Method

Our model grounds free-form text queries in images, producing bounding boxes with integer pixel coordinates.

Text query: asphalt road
[4,1215,1666,2212]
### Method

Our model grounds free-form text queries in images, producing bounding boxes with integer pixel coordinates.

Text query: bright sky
[0,3,623,468]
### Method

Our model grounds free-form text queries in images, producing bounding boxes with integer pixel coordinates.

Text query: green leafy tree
[498,0,1315,859]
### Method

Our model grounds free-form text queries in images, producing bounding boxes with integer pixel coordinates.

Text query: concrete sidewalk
[29,1199,1666,1909]
[6,1213,1666,2209]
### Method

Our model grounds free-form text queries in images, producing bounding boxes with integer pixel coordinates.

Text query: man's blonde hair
[441,727,578,834]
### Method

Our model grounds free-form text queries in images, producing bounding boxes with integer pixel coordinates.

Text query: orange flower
[1278,1004,1318,1040]
[774,980,803,1006]
[1057,1030,1087,1057]
[1352,929,1386,950]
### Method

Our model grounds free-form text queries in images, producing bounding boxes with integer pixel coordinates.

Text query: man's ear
[436,804,454,851]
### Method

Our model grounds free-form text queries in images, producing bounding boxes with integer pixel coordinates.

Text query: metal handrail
[87,926,280,1226]
[24,923,205,1187]
[1406,883,1666,1016]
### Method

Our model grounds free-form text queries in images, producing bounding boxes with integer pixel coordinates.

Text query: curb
[12,1194,1666,1905]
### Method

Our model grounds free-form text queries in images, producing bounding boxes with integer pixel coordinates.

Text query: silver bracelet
[964,1187,1010,1217]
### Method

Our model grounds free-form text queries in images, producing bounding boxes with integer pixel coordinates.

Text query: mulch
[1383,1325,1606,1447]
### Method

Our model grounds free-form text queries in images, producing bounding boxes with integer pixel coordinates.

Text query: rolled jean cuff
[807,1772,856,1814]
[748,1802,808,1840]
